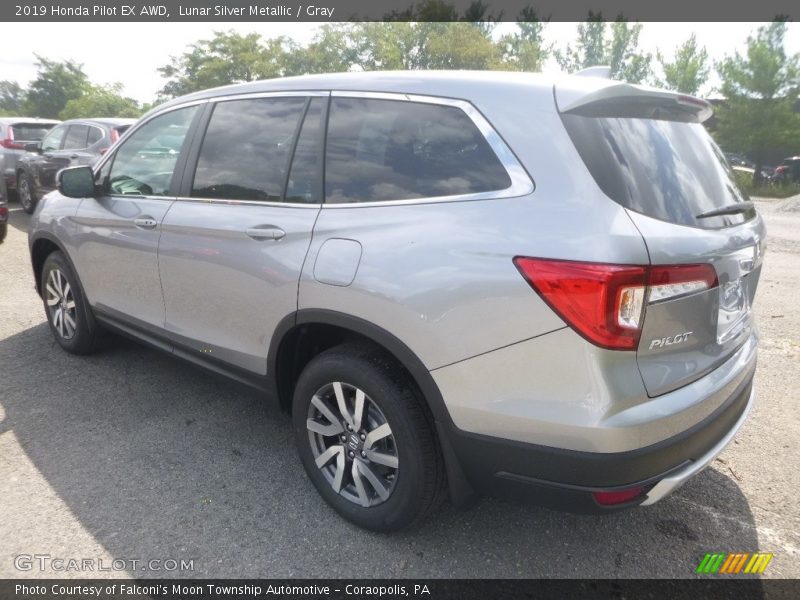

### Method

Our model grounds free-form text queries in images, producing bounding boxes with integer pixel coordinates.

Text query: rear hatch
[556,79,765,396]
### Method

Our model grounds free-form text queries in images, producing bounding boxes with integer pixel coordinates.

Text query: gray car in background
[16,117,136,213]
[0,117,60,195]
[27,71,764,531]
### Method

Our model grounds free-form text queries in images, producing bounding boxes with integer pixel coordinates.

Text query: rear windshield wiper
[696,201,754,219]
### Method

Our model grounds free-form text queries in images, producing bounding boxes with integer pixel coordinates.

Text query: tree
[24,56,90,118]
[499,8,550,72]
[657,34,710,95]
[158,31,290,98]
[0,81,26,116]
[715,21,800,183]
[285,24,358,75]
[60,84,141,120]
[556,16,652,83]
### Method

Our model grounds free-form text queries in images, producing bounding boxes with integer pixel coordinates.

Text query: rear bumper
[442,371,754,513]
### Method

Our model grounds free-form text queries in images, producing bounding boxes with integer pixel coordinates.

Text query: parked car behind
[0,117,60,195]
[17,118,136,213]
[774,157,800,184]
[28,72,764,531]
[0,154,7,243]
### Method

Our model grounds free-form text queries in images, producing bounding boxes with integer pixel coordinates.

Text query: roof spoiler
[558,81,713,123]
[575,66,612,79]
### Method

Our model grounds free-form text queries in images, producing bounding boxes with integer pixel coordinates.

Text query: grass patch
[733,171,800,199]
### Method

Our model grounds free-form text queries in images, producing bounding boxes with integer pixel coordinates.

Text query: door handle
[134,217,158,229]
[246,226,285,241]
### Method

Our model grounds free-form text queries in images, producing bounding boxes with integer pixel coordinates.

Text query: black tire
[292,343,446,532]
[18,172,37,214]
[41,251,100,355]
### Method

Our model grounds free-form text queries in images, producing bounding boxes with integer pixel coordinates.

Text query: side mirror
[25,142,42,153]
[57,166,96,198]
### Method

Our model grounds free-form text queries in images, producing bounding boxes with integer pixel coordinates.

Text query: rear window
[11,124,54,142]
[561,115,753,229]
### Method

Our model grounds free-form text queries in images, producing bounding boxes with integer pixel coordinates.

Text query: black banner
[2,580,800,600]
[1,0,799,22]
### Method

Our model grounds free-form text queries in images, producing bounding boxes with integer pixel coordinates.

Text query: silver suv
[28,72,764,531]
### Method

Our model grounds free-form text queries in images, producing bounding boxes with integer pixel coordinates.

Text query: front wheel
[292,343,445,531]
[41,251,100,354]
[18,172,37,214]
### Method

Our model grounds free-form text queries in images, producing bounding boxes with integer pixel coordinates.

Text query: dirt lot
[0,198,798,579]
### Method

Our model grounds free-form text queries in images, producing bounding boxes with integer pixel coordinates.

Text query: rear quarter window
[561,114,753,229]
[325,98,511,204]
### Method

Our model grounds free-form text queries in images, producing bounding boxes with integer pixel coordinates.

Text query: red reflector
[593,487,645,506]
[513,257,647,351]
[0,206,8,218]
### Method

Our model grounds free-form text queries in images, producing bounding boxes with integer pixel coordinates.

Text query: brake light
[110,129,120,144]
[0,129,25,150]
[513,258,718,351]
[0,206,8,218]
[592,486,646,506]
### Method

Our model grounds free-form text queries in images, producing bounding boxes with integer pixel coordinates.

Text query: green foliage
[555,15,652,83]
[24,56,90,118]
[0,81,26,116]
[60,83,142,120]
[157,30,292,97]
[656,34,710,95]
[715,22,800,183]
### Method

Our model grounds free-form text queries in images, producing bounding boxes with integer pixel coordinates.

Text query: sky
[1,22,798,103]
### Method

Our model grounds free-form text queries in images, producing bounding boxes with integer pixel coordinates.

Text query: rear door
[38,124,92,194]
[557,81,766,396]
[158,94,326,374]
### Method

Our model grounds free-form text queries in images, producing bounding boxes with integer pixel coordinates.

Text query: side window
[285,97,326,203]
[107,106,198,196]
[191,97,307,202]
[325,98,512,204]
[87,127,103,146]
[63,125,89,150]
[41,125,67,152]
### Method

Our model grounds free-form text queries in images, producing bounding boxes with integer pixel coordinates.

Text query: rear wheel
[292,343,445,531]
[41,251,100,354]
[18,173,37,214]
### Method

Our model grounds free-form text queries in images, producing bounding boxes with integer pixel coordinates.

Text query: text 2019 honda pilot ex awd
[29,71,764,531]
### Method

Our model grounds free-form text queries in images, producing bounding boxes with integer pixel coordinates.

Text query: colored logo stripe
[697,552,773,574]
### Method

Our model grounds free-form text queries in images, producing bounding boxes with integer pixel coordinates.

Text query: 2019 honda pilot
[28,71,764,531]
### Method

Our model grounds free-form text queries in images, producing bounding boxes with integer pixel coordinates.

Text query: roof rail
[575,66,612,79]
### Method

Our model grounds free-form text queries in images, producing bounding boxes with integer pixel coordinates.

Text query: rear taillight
[514,258,718,351]
[110,129,120,144]
[0,206,8,218]
[0,129,25,150]
[99,147,109,155]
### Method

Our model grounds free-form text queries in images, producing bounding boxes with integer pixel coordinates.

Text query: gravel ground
[0,198,798,579]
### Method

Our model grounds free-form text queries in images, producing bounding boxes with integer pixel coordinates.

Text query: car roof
[152,70,567,114]
[60,118,138,127]
[0,117,61,125]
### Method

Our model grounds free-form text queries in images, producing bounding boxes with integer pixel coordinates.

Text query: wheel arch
[269,308,475,506]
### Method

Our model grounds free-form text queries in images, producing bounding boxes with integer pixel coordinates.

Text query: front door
[72,105,201,329]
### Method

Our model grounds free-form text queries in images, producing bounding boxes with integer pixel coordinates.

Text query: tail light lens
[0,206,8,218]
[514,257,718,351]
[110,129,121,144]
[1,129,25,150]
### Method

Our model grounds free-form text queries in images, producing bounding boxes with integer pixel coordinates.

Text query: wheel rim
[306,382,399,507]
[19,178,31,210]
[45,268,77,340]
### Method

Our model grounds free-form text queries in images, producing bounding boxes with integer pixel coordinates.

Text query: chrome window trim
[173,197,321,209]
[324,91,534,208]
[211,90,331,103]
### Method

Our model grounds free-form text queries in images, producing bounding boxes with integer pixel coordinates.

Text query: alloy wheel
[19,178,33,211]
[306,381,399,507]
[45,268,77,340]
